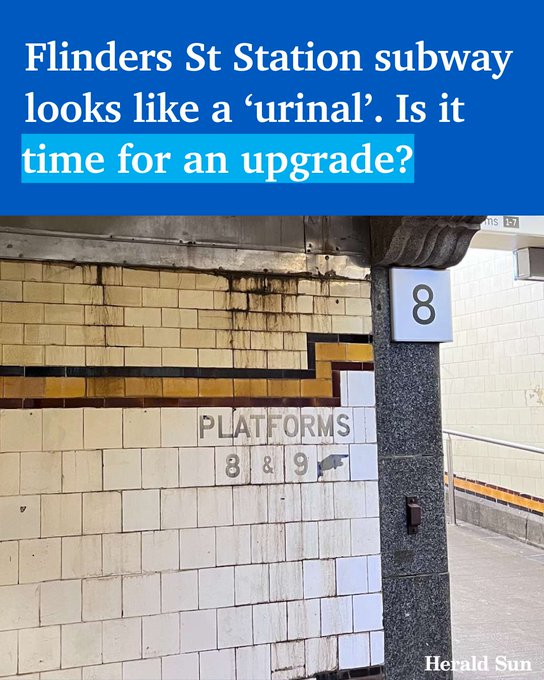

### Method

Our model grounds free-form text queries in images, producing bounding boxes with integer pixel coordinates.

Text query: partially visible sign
[482,215,544,233]
[503,216,520,229]
[389,267,453,342]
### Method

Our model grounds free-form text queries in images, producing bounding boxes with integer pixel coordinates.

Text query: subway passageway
[448,523,544,679]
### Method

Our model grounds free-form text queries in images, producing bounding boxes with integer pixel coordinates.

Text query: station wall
[0,260,383,680]
[441,247,544,518]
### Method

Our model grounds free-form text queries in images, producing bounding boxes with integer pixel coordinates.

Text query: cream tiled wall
[0,262,370,369]
[0,261,382,680]
[441,248,544,497]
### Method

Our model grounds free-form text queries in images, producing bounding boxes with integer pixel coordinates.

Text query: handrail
[442,429,544,526]
[443,429,544,456]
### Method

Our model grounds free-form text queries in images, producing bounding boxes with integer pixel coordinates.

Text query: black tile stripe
[315,666,385,679]
[0,333,372,380]
[0,397,343,409]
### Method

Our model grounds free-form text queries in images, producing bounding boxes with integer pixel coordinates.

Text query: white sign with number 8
[389,267,453,342]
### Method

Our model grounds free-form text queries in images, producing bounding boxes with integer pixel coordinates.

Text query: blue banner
[1,0,541,214]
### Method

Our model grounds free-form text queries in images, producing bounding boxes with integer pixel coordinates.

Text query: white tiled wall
[0,371,383,679]
[441,247,544,496]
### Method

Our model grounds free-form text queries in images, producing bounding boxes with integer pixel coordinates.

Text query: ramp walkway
[448,523,544,679]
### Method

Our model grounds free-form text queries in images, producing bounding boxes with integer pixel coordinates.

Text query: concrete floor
[448,523,544,679]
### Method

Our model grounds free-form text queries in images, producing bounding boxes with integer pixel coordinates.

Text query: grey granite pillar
[372,266,452,680]
[368,217,484,679]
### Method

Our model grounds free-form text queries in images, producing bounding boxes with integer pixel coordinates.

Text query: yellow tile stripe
[445,473,544,514]
[0,342,373,400]
[316,343,373,362]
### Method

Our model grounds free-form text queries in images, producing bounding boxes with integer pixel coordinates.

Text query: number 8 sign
[389,268,453,342]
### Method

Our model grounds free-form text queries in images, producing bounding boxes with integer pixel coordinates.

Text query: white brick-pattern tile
[285,522,319,562]
[303,559,336,600]
[269,561,303,601]
[305,636,337,676]
[253,602,287,644]
[339,632,370,669]
[0,400,384,678]
[103,449,141,491]
[287,599,321,640]
[216,525,251,567]
[19,538,61,583]
[122,574,161,617]
[235,564,269,605]
[143,613,180,658]
[123,658,161,680]
[141,530,179,572]
[371,630,385,665]
[199,566,235,609]
[179,528,215,569]
[321,595,354,636]
[217,605,253,648]
[18,625,61,673]
[180,609,217,653]
[102,618,141,663]
[353,593,384,632]
[160,488,197,530]
[40,580,81,626]
[83,492,122,534]
[82,576,121,621]
[0,496,40,541]
[236,644,271,680]
[62,621,102,668]
[142,448,178,488]
[102,533,141,576]
[179,446,215,487]
[62,536,102,579]
[337,556,369,596]
[161,571,198,612]
[162,653,199,680]
[122,490,160,532]
[200,648,236,680]
[0,630,17,676]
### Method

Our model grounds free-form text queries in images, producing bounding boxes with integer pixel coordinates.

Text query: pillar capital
[370,216,485,269]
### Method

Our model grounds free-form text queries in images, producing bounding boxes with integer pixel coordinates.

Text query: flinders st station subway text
[25,40,512,80]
